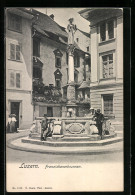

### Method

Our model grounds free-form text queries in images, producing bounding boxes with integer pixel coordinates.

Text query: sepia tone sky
[35,8,90,33]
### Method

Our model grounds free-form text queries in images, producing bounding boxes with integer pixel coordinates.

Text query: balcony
[33,79,63,103]
[76,97,90,104]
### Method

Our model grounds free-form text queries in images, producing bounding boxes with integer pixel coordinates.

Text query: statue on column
[67,18,77,46]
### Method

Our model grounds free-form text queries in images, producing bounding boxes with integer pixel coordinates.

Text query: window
[74,70,78,83]
[100,23,106,42]
[100,20,114,42]
[66,52,68,65]
[108,20,114,39]
[66,68,69,84]
[9,71,21,88]
[103,95,113,115]
[33,66,42,79]
[76,38,79,42]
[63,88,67,99]
[82,90,85,99]
[55,80,61,89]
[33,38,40,57]
[53,49,63,68]
[87,46,89,52]
[56,57,61,68]
[10,43,21,61]
[74,52,80,67]
[8,13,22,33]
[54,69,62,89]
[102,54,113,78]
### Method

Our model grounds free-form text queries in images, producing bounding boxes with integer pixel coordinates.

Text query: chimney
[49,14,54,20]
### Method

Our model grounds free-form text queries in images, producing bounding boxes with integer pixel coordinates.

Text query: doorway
[47,107,53,117]
[11,102,20,128]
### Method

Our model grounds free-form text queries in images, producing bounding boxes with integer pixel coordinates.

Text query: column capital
[67,44,75,56]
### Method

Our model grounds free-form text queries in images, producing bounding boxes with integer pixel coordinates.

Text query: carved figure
[67,18,77,45]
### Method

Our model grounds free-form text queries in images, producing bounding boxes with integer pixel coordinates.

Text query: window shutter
[10,72,15,87]
[16,73,20,88]
[16,44,20,61]
[10,43,15,60]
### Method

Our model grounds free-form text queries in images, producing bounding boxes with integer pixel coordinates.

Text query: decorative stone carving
[53,120,62,135]
[30,120,36,133]
[36,120,42,133]
[67,18,77,45]
[90,125,98,135]
[67,44,75,55]
[65,123,84,134]
[67,84,75,101]
[102,120,115,135]
[85,121,90,134]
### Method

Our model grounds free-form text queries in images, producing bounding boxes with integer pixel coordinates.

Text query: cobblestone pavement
[6,130,123,164]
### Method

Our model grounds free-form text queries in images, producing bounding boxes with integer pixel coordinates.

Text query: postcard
[6,7,124,192]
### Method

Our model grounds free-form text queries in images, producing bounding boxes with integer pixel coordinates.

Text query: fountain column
[67,46,76,102]
[66,18,77,117]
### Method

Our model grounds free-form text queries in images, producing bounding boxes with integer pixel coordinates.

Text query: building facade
[32,10,91,118]
[6,8,35,129]
[79,8,123,131]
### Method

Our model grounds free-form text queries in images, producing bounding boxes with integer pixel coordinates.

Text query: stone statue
[67,18,77,45]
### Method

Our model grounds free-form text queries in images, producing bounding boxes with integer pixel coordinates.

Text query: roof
[32,9,89,54]
[78,81,90,89]
[32,9,67,38]
[17,8,35,16]
[78,29,90,38]
[79,8,123,22]
[7,8,35,19]
[78,8,93,14]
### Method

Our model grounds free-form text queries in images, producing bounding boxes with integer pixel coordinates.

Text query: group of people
[6,114,18,133]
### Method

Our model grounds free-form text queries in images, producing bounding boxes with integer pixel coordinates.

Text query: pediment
[54,69,62,76]
[53,49,63,57]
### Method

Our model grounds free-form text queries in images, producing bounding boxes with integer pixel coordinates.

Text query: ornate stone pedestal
[67,83,75,101]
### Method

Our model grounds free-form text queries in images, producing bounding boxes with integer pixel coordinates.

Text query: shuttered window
[10,44,15,60]
[10,43,21,61]
[10,72,15,87]
[16,73,20,88]
[9,71,21,88]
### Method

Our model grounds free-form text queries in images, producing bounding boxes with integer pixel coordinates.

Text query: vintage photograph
[6,8,123,192]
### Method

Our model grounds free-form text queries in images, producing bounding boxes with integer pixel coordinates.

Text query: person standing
[94,109,104,139]
[41,114,48,141]
[6,115,11,133]
[10,114,17,133]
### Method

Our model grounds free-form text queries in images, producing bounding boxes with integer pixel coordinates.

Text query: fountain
[22,19,121,150]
